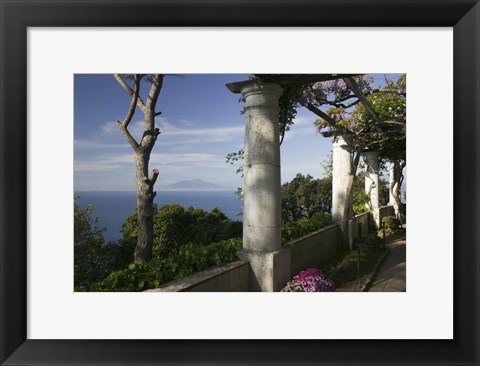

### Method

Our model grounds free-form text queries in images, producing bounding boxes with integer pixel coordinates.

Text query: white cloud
[74,152,225,173]
[96,118,244,147]
[291,116,313,126]
[150,152,221,165]
[158,120,244,142]
[74,139,130,150]
[101,120,145,138]
[100,121,117,135]
[74,161,124,172]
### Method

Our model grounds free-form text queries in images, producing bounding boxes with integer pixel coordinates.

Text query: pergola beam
[343,77,382,124]
[306,104,336,126]
[226,74,362,94]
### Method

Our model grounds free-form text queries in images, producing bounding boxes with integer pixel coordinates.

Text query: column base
[239,248,291,292]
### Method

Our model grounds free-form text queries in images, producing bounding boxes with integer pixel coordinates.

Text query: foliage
[90,238,242,292]
[301,75,406,234]
[281,169,388,223]
[353,79,406,162]
[281,268,335,292]
[352,170,389,215]
[327,246,386,292]
[321,151,333,178]
[225,149,244,177]
[74,196,134,290]
[379,177,389,206]
[353,77,406,215]
[382,216,402,234]
[281,213,333,244]
[74,196,105,247]
[121,203,242,258]
[357,234,383,252]
[352,204,369,215]
[281,173,332,222]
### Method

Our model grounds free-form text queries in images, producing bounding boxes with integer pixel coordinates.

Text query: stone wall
[146,209,391,292]
[289,224,343,277]
[145,260,249,292]
[378,205,395,224]
[347,212,373,249]
[355,212,372,236]
[146,225,344,292]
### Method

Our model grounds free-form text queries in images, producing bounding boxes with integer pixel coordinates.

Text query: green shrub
[382,216,402,234]
[281,213,333,245]
[122,204,242,258]
[74,196,135,290]
[358,234,383,251]
[353,204,369,215]
[90,238,242,292]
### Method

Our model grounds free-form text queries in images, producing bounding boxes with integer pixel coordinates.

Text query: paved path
[368,233,406,292]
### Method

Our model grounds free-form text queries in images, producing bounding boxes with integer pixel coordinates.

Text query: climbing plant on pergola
[227,74,406,229]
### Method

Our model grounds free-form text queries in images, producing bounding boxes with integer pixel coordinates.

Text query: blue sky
[74,74,401,191]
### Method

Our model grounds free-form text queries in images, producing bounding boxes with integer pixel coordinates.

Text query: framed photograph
[1,0,479,365]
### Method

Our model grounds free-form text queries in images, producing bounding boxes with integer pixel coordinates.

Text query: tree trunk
[340,143,361,246]
[134,151,155,262]
[391,161,405,224]
[133,111,160,263]
[341,173,355,241]
[114,74,163,263]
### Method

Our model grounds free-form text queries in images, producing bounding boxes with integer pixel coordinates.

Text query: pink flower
[281,268,335,292]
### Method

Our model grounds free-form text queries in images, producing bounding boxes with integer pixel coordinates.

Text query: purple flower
[281,268,335,292]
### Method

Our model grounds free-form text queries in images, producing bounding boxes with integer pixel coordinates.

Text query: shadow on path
[368,232,406,292]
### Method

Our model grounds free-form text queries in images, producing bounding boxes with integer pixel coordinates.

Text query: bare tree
[114,74,164,263]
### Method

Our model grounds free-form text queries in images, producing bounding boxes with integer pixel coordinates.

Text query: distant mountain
[161,179,229,191]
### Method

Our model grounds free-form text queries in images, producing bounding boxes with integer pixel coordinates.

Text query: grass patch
[318,243,387,292]
[331,248,386,291]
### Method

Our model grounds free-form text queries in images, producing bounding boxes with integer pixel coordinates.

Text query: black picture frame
[1,1,479,365]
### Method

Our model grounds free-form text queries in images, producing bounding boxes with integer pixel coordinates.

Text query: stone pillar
[332,135,353,238]
[364,151,380,226]
[239,82,290,292]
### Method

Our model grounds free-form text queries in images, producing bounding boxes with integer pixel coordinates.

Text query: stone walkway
[368,233,406,292]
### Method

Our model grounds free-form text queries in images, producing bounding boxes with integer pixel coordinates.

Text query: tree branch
[119,75,140,129]
[384,120,406,126]
[142,169,159,187]
[330,99,362,109]
[146,74,164,111]
[116,121,139,150]
[149,169,159,185]
[114,74,147,112]
[352,144,364,172]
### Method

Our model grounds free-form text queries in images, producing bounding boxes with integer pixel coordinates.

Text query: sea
[75,190,243,242]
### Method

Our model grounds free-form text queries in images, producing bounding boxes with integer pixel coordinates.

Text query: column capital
[239,81,283,97]
[226,79,282,96]
[240,82,283,113]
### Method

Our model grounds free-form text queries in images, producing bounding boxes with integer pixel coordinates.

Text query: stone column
[239,82,290,292]
[332,135,353,237]
[364,151,380,226]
